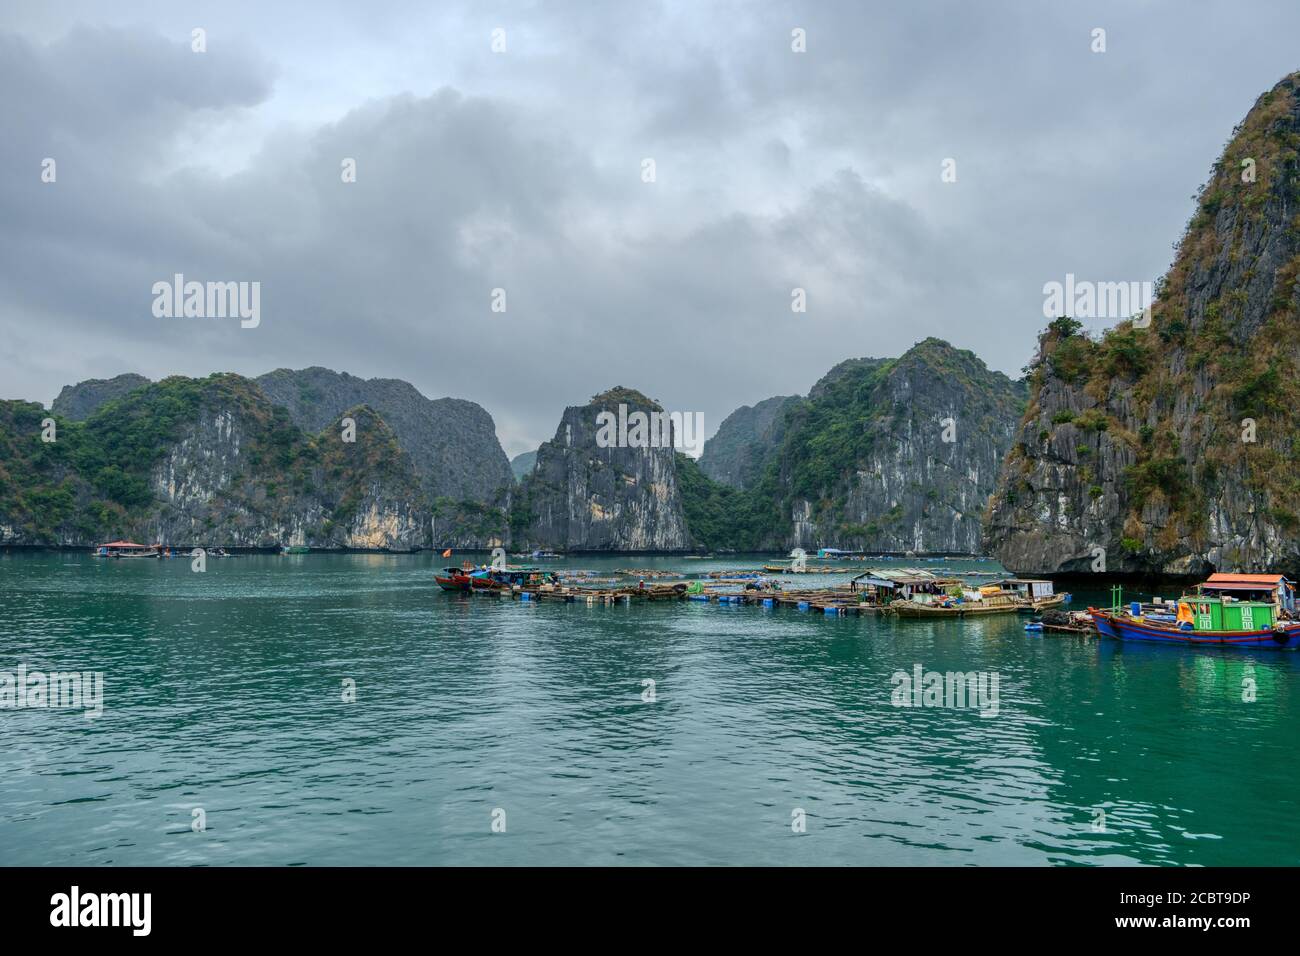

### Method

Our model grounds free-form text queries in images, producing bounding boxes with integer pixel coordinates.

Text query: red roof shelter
[1199,573,1295,610]
[1202,573,1292,588]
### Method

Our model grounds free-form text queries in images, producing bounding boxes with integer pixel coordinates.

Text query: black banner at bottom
[0,866,1280,941]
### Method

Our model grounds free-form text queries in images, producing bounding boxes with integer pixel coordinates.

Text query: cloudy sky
[2,1,1298,456]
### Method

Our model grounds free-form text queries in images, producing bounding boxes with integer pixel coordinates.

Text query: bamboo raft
[449,581,903,615]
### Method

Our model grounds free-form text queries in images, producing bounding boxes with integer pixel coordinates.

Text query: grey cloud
[3,3,1300,457]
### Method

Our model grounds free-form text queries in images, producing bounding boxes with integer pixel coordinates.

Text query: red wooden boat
[435,567,473,592]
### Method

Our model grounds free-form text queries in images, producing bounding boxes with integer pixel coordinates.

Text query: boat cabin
[992,578,1055,600]
[1195,574,1294,613]
[1177,595,1276,631]
[488,567,556,587]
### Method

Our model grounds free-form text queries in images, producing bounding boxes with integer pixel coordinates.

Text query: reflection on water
[1,552,1298,866]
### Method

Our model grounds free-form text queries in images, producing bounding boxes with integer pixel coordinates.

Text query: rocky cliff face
[767,340,1024,553]
[0,375,432,550]
[513,388,691,550]
[255,367,512,503]
[697,395,798,489]
[145,398,429,550]
[986,72,1300,577]
[676,340,1024,553]
[50,373,151,420]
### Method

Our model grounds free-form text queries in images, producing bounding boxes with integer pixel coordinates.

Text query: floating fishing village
[421,547,1300,651]
[77,535,1300,649]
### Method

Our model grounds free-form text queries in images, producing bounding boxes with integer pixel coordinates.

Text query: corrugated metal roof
[1203,573,1290,586]
[851,567,952,585]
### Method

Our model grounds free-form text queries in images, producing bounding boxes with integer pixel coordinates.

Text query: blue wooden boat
[1091,583,1300,649]
[1091,610,1300,648]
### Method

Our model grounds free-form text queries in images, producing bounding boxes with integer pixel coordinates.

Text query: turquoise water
[1,552,1298,866]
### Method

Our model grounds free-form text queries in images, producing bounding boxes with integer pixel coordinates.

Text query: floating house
[92,541,158,558]
[848,568,961,605]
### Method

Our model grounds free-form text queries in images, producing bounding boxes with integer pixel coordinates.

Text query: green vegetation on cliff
[988,72,1300,574]
[679,338,1024,552]
[0,374,436,548]
[674,453,782,550]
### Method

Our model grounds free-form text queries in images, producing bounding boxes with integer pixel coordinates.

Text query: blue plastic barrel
[798,601,809,611]
[1130,602,1141,615]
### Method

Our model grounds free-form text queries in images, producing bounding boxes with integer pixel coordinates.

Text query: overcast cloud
[2,1,1298,455]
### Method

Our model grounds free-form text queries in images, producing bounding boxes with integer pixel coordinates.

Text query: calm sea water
[1,552,1298,866]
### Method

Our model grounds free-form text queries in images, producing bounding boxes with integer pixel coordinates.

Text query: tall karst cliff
[0,374,435,550]
[255,367,513,503]
[987,72,1300,577]
[512,388,692,551]
[766,340,1023,553]
[680,339,1025,553]
[697,395,799,490]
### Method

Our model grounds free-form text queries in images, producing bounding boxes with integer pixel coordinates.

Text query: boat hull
[1092,610,1300,649]
[435,570,472,592]
[891,600,1025,618]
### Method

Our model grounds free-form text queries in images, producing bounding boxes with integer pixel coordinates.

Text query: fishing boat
[1091,583,1300,649]
[484,567,556,589]
[281,544,310,555]
[816,548,869,561]
[92,541,159,558]
[435,566,474,591]
[438,565,559,592]
[762,564,862,574]
[891,591,1026,618]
